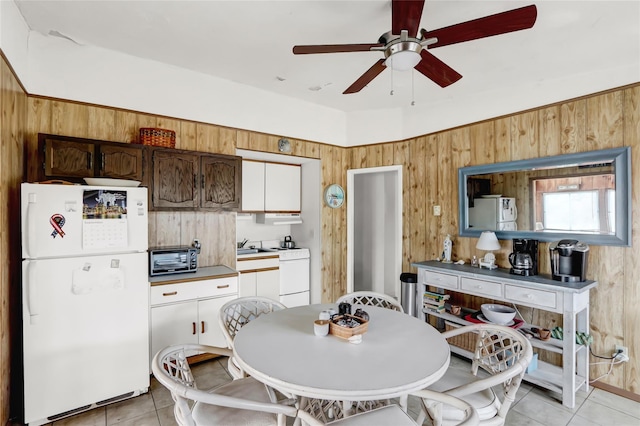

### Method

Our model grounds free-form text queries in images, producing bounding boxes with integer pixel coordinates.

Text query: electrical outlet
[614,345,629,362]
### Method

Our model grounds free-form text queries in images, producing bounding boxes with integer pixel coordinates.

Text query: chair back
[335,291,404,313]
[152,344,296,426]
[219,296,287,347]
[438,323,533,424]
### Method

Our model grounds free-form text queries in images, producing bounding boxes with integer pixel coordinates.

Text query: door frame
[346,165,403,297]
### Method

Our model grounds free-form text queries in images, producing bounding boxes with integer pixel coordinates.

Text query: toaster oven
[149,246,198,276]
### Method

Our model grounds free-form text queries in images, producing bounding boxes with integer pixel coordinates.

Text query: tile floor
[28,355,640,426]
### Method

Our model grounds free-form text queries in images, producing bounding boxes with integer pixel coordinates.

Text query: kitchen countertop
[149,265,238,286]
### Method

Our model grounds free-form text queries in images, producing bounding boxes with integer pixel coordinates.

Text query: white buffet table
[232,304,450,403]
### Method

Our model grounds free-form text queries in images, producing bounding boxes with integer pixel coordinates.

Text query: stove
[261,240,310,306]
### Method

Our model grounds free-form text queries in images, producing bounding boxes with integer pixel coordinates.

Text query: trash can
[400,272,418,317]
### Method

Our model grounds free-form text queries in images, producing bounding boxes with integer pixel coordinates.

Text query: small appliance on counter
[509,238,538,276]
[149,246,198,276]
[549,239,589,282]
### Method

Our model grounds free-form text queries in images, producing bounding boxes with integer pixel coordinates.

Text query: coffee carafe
[549,240,589,282]
[509,238,538,276]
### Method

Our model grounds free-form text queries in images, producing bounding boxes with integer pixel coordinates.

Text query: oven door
[279,257,309,297]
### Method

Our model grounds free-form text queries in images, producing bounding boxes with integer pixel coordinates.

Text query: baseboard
[591,381,640,403]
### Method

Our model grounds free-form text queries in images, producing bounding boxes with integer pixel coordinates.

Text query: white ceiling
[12,1,640,135]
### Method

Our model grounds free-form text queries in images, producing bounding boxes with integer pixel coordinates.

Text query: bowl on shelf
[481,304,516,325]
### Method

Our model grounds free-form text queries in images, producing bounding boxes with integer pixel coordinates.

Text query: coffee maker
[549,240,589,282]
[509,239,538,276]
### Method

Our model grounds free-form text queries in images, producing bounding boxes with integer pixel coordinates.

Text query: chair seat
[326,405,416,426]
[428,367,500,422]
[193,377,276,425]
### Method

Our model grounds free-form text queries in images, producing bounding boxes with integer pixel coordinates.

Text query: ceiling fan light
[385,50,421,71]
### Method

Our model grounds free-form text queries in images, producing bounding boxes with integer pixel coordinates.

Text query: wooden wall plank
[623,86,640,393]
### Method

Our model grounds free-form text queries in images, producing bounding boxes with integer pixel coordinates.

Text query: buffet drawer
[420,269,459,290]
[505,284,558,310]
[460,277,502,298]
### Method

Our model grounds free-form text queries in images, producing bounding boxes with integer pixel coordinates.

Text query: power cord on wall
[510,303,626,383]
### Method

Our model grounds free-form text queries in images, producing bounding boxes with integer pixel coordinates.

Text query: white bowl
[481,304,516,325]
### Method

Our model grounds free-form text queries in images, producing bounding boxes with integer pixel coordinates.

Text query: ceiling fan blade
[343,59,386,94]
[392,0,425,37]
[421,4,537,49]
[414,50,462,88]
[293,43,383,54]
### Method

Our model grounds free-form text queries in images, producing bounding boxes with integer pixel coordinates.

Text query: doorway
[346,165,403,298]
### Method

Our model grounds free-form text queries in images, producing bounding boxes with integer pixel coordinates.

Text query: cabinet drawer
[505,285,558,310]
[151,282,200,305]
[150,276,238,306]
[460,277,502,298]
[237,256,279,272]
[420,270,459,290]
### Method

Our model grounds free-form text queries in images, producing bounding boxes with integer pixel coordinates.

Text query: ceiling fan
[293,0,537,94]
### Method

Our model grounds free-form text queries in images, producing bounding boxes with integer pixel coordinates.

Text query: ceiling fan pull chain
[411,70,416,106]
[390,63,394,96]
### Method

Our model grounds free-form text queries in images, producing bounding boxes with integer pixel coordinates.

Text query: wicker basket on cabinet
[137,128,176,148]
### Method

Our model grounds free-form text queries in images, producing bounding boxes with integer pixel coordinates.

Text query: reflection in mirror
[458,147,631,246]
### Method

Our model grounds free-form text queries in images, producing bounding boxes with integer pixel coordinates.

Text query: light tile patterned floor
[28,356,640,426]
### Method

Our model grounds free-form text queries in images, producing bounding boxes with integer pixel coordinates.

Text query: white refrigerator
[21,183,150,425]
[468,196,518,231]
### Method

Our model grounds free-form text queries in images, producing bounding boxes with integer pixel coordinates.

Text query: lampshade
[384,50,421,71]
[476,231,501,251]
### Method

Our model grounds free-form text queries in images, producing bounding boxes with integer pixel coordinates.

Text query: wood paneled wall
[2,48,638,422]
[0,54,27,424]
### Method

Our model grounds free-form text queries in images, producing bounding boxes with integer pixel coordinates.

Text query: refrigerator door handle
[25,192,38,259]
[25,261,40,324]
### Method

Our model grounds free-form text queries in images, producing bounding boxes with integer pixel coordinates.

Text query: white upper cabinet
[241,160,265,211]
[242,161,301,213]
[264,163,301,212]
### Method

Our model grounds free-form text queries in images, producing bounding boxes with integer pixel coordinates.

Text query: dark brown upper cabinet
[149,147,241,211]
[38,133,144,183]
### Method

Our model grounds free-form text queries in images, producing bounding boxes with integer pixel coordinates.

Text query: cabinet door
[150,301,199,366]
[264,163,301,212]
[98,144,144,181]
[200,155,241,210]
[256,269,280,301]
[239,272,257,298]
[241,160,265,211]
[151,150,200,209]
[198,295,237,348]
[44,138,95,178]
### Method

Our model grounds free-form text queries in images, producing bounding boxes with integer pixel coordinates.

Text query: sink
[237,248,259,255]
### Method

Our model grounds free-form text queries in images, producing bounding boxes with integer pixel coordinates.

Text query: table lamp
[476,231,501,269]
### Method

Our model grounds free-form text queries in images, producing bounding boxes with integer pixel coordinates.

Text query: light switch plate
[433,205,441,216]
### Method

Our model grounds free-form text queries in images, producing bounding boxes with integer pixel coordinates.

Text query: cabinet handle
[476,285,483,289]
[162,291,178,296]
[201,174,205,189]
[192,322,196,335]
[193,174,197,189]
[201,321,205,334]
[100,153,105,171]
[87,152,93,170]
[526,294,534,299]
[217,284,230,289]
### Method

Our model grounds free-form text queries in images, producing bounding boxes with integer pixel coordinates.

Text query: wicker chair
[335,291,404,313]
[300,392,478,426]
[152,344,297,426]
[416,323,533,426]
[219,296,287,378]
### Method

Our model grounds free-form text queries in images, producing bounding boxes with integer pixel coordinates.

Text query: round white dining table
[232,304,450,401]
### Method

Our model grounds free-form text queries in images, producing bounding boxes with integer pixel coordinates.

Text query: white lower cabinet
[239,269,280,300]
[149,272,238,368]
[237,253,280,301]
